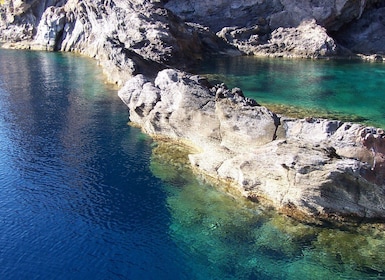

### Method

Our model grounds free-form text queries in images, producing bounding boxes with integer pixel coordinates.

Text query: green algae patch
[311,226,385,273]
[149,139,198,187]
[264,103,373,126]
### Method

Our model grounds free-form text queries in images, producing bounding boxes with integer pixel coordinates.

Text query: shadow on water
[150,139,385,280]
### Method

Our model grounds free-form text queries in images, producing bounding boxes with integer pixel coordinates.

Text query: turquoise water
[196,56,385,128]
[0,48,384,279]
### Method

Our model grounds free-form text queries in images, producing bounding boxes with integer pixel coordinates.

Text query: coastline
[118,68,385,223]
[1,0,385,223]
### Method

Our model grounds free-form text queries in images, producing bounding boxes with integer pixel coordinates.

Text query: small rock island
[1,0,385,222]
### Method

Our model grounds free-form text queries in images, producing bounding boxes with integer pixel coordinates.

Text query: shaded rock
[165,0,385,57]
[333,6,385,55]
[165,0,282,33]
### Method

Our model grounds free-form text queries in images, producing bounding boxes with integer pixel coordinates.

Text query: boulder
[218,19,338,58]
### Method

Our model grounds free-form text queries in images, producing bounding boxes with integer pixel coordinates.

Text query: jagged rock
[34,6,66,50]
[165,0,372,32]
[1,0,206,84]
[165,0,281,32]
[219,19,338,58]
[119,69,385,221]
[165,0,384,57]
[2,0,385,60]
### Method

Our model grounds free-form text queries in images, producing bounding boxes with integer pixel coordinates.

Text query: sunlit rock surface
[1,0,385,61]
[0,0,206,84]
[119,68,385,221]
[218,19,338,58]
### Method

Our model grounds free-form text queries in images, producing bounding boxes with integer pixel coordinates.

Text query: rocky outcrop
[0,0,219,84]
[164,0,371,32]
[119,69,385,221]
[2,0,385,60]
[333,6,385,56]
[218,19,339,58]
[165,0,385,58]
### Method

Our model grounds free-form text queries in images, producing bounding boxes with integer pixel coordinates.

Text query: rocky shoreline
[1,0,385,222]
[118,69,385,222]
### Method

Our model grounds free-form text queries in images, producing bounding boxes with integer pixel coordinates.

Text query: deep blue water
[0,49,192,279]
[0,49,385,280]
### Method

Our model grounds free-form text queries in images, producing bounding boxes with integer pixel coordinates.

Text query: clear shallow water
[0,49,385,280]
[196,56,385,128]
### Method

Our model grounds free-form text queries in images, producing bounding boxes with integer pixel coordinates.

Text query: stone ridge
[119,69,385,222]
[1,0,385,61]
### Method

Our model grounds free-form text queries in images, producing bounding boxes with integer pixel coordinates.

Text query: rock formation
[1,0,385,61]
[165,0,385,59]
[119,69,385,221]
[218,19,338,58]
[0,0,223,85]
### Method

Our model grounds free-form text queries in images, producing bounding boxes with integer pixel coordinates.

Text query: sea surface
[196,56,385,128]
[0,48,384,280]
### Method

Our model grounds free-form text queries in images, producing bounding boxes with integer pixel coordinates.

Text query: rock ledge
[119,69,385,222]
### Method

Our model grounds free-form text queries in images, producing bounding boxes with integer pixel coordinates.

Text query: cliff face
[1,0,385,61]
[165,0,385,58]
[0,0,215,84]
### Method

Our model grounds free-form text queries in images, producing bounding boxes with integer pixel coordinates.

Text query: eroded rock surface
[1,0,385,60]
[218,19,338,58]
[119,69,385,221]
[165,0,385,58]
[1,0,209,84]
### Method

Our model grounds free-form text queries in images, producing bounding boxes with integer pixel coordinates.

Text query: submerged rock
[119,69,385,222]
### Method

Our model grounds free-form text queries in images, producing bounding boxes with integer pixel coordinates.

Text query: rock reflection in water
[150,139,385,279]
